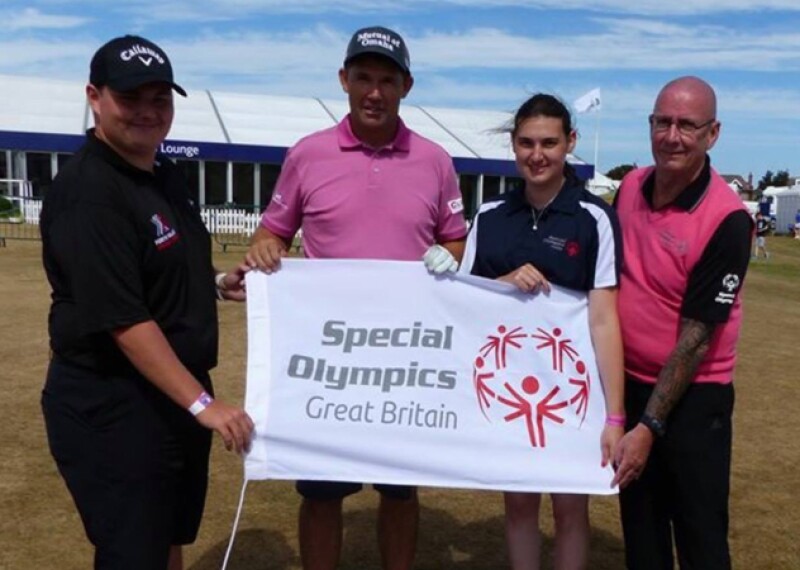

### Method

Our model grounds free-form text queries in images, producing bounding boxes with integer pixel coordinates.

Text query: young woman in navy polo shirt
[460,94,624,570]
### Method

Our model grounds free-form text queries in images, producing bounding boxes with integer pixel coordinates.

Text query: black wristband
[640,413,666,437]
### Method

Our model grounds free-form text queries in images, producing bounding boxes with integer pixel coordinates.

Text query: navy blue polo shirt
[460,182,622,291]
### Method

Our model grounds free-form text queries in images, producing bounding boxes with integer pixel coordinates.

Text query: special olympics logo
[566,241,580,257]
[472,325,591,449]
[722,273,740,292]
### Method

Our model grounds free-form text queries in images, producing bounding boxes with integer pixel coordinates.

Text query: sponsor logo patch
[120,44,165,66]
[151,213,179,250]
[448,198,464,214]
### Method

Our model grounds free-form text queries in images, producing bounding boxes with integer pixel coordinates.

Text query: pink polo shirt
[261,115,468,260]
[616,166,747,384]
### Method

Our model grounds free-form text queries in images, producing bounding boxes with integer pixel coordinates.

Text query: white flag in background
[574,88,602,114]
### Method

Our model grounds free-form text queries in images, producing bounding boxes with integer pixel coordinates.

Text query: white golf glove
[423,244,458,274]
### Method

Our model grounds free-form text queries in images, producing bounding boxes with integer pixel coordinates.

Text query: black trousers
[619,379,734,570]
[42,357,213,570]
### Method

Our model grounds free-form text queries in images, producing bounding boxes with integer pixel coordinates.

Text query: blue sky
[2,1,800,180]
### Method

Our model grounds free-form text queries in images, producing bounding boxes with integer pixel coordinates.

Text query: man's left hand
[611,423,654,489]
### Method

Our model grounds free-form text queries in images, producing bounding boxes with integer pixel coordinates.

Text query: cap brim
[105,75,187,97]
[344,50,409,73]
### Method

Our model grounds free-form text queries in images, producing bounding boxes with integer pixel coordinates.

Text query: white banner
[245,260,615,494]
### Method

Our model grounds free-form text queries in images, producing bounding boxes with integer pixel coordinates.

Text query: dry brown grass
[1,237,798,569]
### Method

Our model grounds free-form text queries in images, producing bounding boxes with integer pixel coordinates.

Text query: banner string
[221,478,249,570]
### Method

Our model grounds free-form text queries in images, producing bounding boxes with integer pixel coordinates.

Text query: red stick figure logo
[568,360,591,426]
[472,323,592,449]
[531,327,578,373]
[473,356,496,419]
[497,376,568,447]
[480,325,526,369]
[566,241,580,257]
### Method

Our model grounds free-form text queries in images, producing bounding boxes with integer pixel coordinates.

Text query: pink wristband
[605,414,626,427]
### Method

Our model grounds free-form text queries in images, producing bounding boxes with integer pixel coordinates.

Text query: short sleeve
[435,159,469,243]
[681,210,753,323]
[458,216,480,275]
[69,203,151,334]
[581,200,622,289]
[261,147,303,239]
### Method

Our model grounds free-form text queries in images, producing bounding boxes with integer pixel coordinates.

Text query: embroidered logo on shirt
[448,198,464,214]
[566,241,580,257]
[272,192,286,208]
[714,273,741,305]
[542,235,566,252]
[151,213,179,250]
[657,229,689,255]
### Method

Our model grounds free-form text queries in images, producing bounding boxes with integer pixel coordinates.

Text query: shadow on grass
[193,505,624,570]
[190,528,298,570]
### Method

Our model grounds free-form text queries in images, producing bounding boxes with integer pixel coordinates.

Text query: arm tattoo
[645,317,715,422]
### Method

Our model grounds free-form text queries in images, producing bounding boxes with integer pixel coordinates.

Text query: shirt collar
[642,155,712,212]
[336,114,411,153]
[506,180,583,215]
[85,128,164,180]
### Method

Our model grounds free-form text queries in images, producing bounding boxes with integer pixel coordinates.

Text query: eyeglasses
[649,114,716,136]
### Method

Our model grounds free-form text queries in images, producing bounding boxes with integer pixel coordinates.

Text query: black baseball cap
[90,35,186,96]
[344,26,410,73]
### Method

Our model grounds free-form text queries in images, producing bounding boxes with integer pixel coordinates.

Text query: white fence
[0,198,303,251]
[200,208,261,235]
[1,199,259,233]
[22,199,42,224]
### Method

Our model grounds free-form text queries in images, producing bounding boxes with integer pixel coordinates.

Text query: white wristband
[188,391,214,416]
[215,272,227,290]
[215,272,227,300]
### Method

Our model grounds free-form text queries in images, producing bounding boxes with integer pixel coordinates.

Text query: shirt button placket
[368,151,381,188]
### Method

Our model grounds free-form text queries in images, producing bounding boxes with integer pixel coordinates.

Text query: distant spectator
[753,213,770,260]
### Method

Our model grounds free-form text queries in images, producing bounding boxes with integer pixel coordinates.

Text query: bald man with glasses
[611,76,753,570]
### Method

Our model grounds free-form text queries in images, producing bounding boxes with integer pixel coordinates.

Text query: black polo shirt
[461,181,622,291]
[41,130,218,375]
[615,157,753,323]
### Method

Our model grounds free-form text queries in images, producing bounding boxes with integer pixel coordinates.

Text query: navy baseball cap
[90,35,186,96]
[344,26,410,73]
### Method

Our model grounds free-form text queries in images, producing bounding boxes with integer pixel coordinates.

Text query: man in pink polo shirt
[611,77,752,570]
[246,26,467,570]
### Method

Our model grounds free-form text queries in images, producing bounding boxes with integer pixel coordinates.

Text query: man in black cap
[40,35,254,570]
[246,25,467,570]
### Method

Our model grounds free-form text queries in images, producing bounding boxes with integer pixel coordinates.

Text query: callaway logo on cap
[344,26,411,73]
[90,34,186,96]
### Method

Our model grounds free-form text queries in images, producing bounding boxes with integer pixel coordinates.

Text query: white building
[0,74,595,219]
